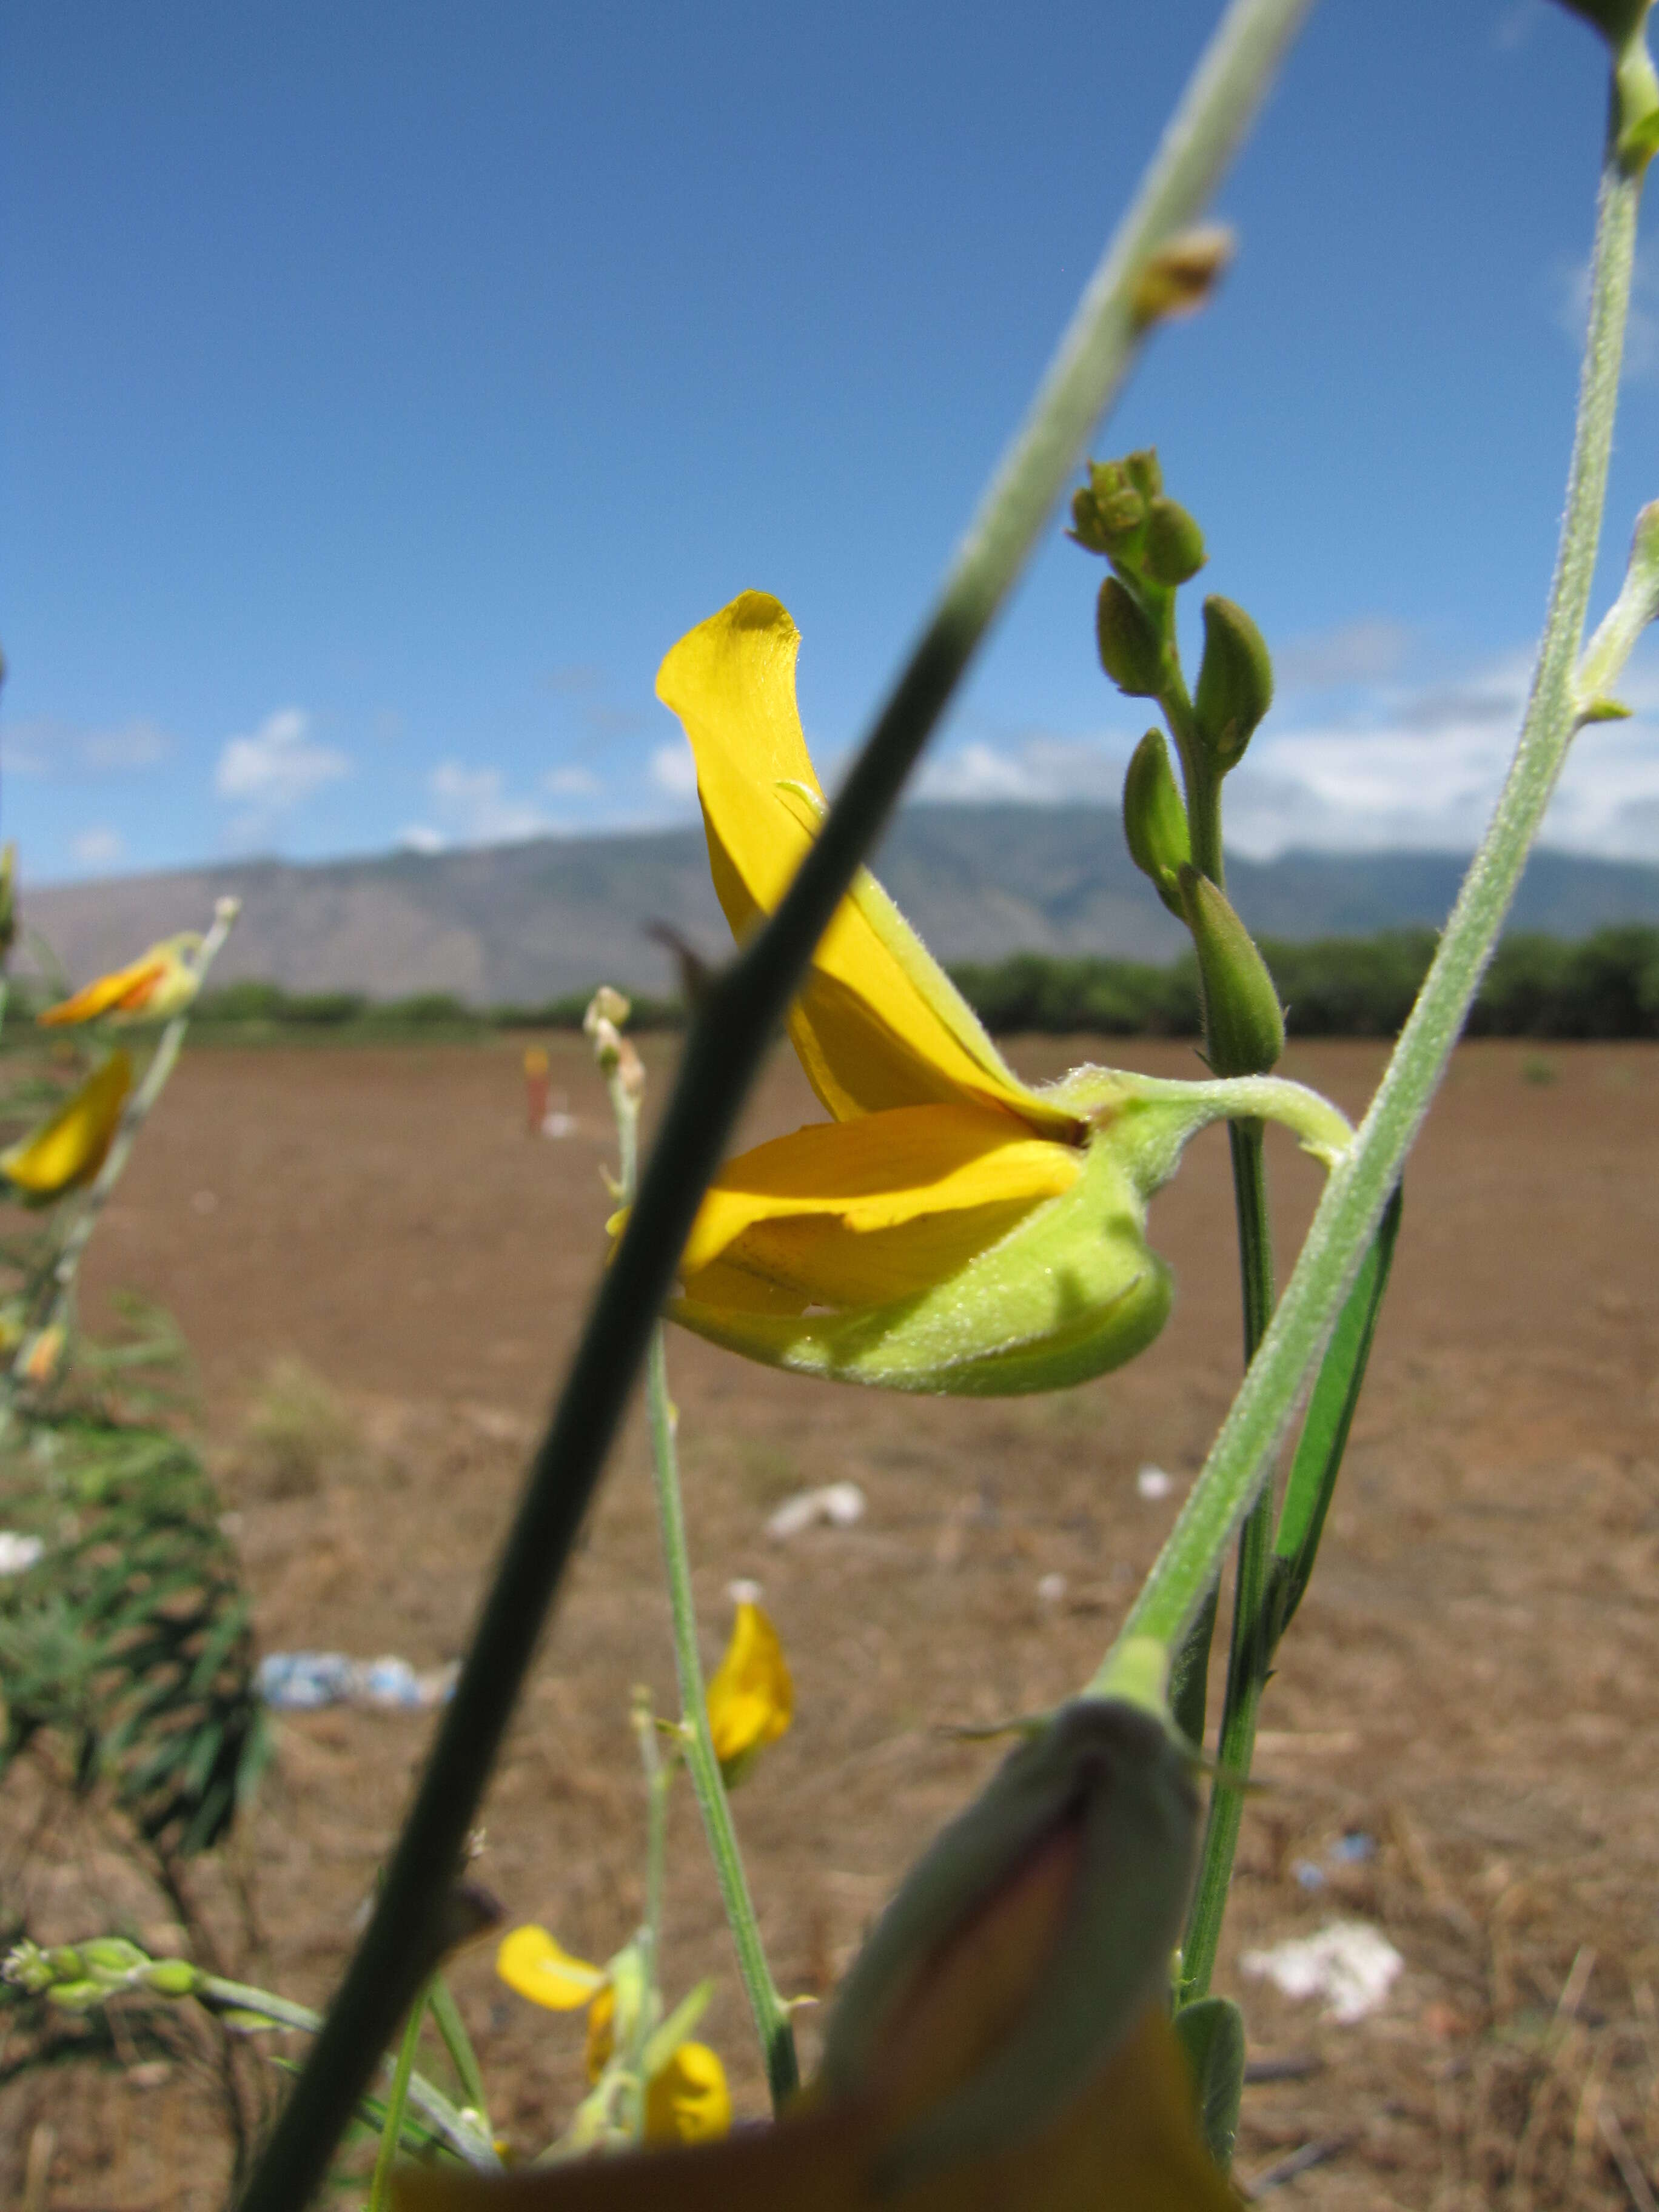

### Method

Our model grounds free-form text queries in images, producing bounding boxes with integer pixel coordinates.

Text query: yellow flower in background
[495,1927,731,2144]
[0,1051,133,1204]
[497,1926,608,2014]
[643,2042,731,2145]
[39,933,202,1027]
[705,1591,793,1785]
[620,592,1349,1397]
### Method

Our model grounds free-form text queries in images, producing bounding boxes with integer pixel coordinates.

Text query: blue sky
[7,0,1659,885]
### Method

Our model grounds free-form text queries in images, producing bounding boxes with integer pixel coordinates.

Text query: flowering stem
[607,1042,798,2106]
[1093,99,1648,1701]
[196,1977,499,2170]
[231,11,1316,2200]
[646,1331,799,2108]
[4,896,240,1406]
[367,1984,430,2212]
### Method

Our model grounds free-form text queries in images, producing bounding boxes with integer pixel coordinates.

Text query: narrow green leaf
[1268,1184,1403,1643]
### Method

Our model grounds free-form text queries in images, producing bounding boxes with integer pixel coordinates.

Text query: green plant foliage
[0,1415,267,1855]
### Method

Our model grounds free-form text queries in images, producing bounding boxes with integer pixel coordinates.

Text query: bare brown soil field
[4,1034,1658,2209]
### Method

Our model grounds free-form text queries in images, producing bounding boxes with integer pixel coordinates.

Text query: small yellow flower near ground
[496,1927,606,2013]
[610,592,1349,1396]
[643,2042,731,2145]
[0,1051,133,1204]
[495,1927,730,2139]
[38,934,202,1027]
[706,1595,793,1785]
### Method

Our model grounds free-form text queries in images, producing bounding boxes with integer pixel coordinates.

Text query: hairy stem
[232,11,1317,2199]
[1094,106,1646,1695]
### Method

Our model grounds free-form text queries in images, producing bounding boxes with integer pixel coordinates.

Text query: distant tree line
[949,925,1659,1039]
[14,927,1658,1041]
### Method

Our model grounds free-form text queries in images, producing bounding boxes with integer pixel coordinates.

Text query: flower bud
[1122,731,1191,916]
[80,1938,148,1980]
[821,1698,1201,2190]
[1121,447,1163,499]
[1178,866,1284,1078]
[1142,497,1207,586]
[141,1957,204,1997]
[1096,577,1167,699]
[583,985,631,1036]
[1193,596,1273,768]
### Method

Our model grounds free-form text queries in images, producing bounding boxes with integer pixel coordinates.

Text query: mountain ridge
[23,806,1659,1002]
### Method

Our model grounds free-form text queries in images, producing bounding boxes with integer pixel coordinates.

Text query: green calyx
[1178,866,1285,1077]
[1142,497,1207,586]
[671,1068,1350,1396]
[1123,730,1192,914]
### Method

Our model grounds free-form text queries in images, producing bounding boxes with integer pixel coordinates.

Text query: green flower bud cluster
[3,1935,204,2010]
[1073,446,1285,1076]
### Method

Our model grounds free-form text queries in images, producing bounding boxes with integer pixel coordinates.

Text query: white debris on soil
[727,1577,763,1606]
[765,1481,866,1540]
[1036,1572,1068,1604]
[0,1531,44,1576]
[1241,1920,1404,2023]
[1136,1464,1174,1500]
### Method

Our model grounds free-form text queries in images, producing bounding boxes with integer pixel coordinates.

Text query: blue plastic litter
[256,1651,456,1712]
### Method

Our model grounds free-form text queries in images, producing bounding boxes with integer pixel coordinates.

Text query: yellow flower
[39,934,202,1027]
[705,1594,793,1784]
[495,1927,731,2143]
[398,1705,1232,2211]
[617,591,1347,1396]
[643,2042,731,2146]
[0,1051,133,1204]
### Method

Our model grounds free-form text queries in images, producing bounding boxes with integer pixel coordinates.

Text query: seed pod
[1178,866,1284,1077]
[1193,596,1273,768]
[1122,731,1191,916]
[1096,577,1167,699]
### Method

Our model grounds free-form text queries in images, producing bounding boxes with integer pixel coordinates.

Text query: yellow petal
[38,934,201,1027]
[706,1601,793,1774]
[655,594,1071,1132]
[0,1051,133,1203]
[584,1985,615,2083]
[495,1926,607,2011]
[673,1124,1166,1396]
[677,1102,1081,1308]
[643,2042,732,2146]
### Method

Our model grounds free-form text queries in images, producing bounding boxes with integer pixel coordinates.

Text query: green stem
[1094,107,1646,1697]
[427,1974,490,2131]
[232,12,1316,2201]
[5,897,239,1404]
[367,1985,430,2212]
[646,1328,799,2107]
[197,1978,498,2170]
[1160,671,1225,886]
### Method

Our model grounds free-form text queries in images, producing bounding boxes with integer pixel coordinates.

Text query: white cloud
[1275,620,1413,691]
[7,715,175,778]
[651,741,697,797]
[72,826,124,869]
[398,823,446,854]
[426,760,549,845]
[544,764,601,796]
[916,732,1128,806]
[1225,647,1659,860]
[215,707,349,819]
